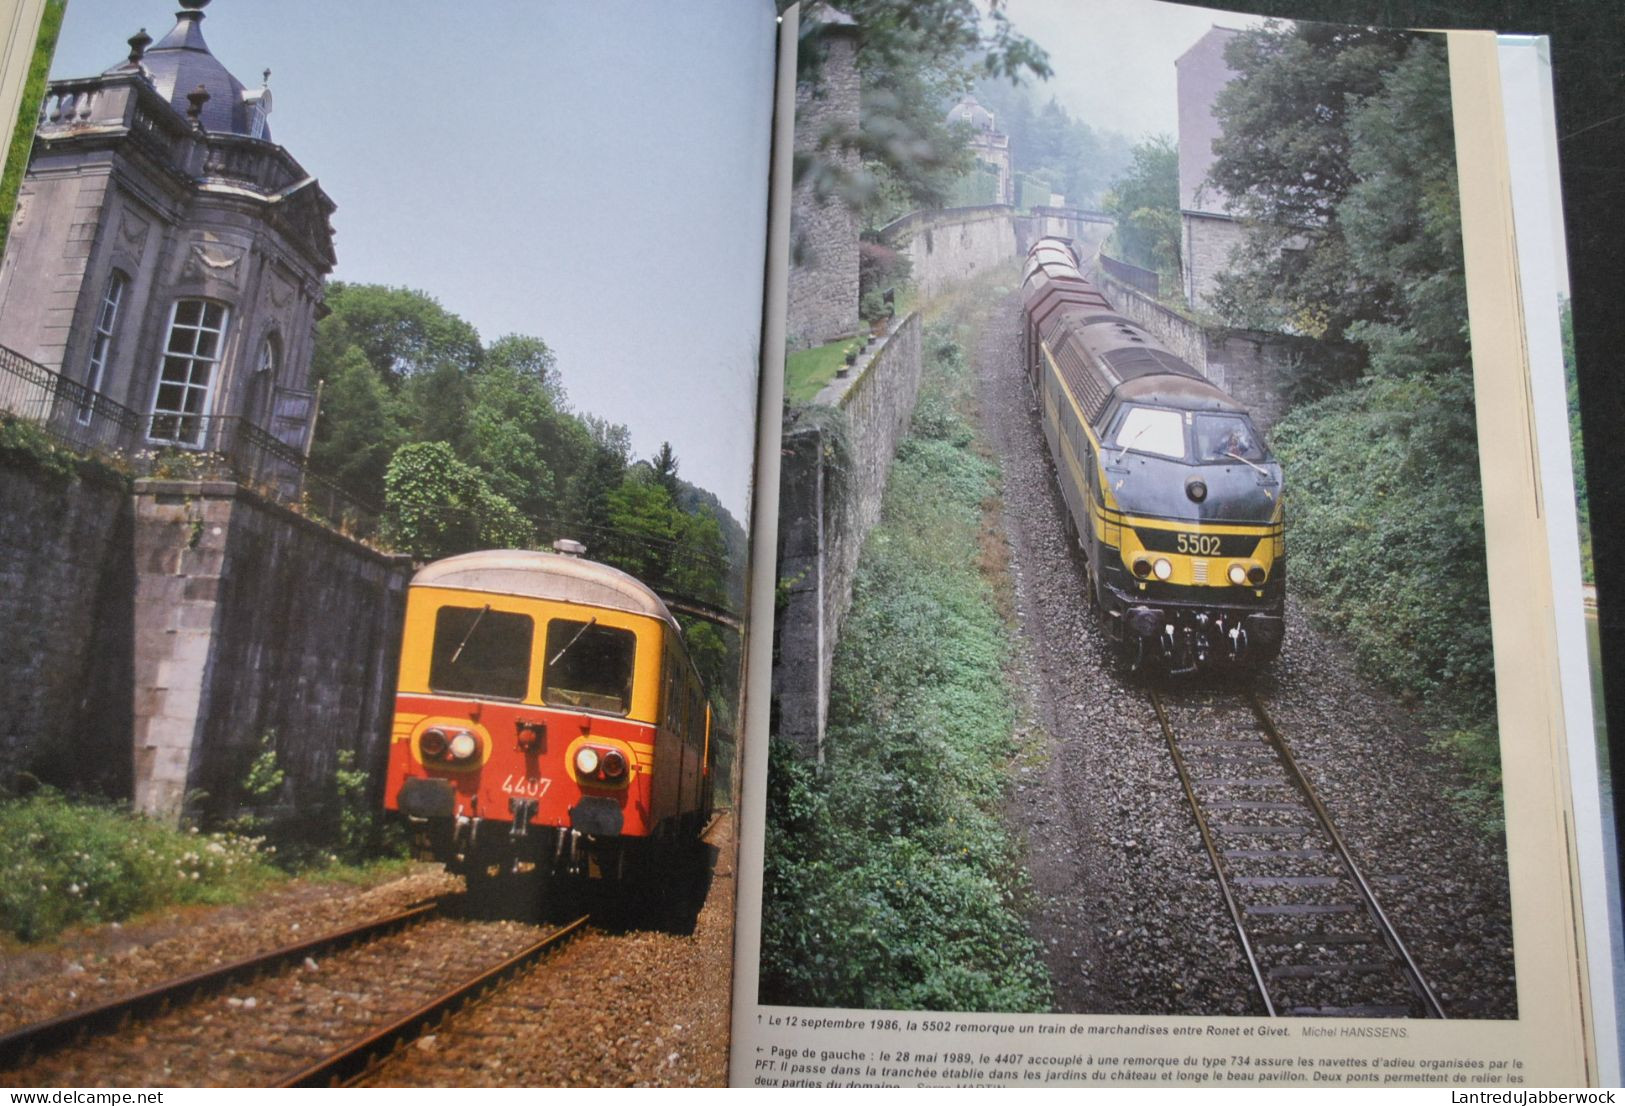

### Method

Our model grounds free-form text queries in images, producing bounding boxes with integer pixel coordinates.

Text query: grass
[0,0,65,258]
[785,337,863,407]
[762,270,1052,1012]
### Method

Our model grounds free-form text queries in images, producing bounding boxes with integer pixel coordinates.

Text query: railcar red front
[383,549,713,894]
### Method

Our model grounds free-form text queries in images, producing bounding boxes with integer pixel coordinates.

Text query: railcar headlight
[574,747,601,776]
[420,728,448,759]
[601,749,627,779]
[1248,565,1267,586]
[1153,558,1172,581]
[1227,563,1247,586]
[447,730,479,762]
[1132,556,1153,579]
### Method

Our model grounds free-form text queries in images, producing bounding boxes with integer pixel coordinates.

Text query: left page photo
[0,0,778,1087]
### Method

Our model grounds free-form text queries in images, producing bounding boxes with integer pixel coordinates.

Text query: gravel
[972,287,1515,1018]
[0,816,737,1086]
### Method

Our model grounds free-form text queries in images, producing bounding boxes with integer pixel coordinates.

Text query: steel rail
[1149,688,1277,1015]
[0,900,446,1070]
[1246,692,1446,1019]
[1153,683,1446,1019]
[277,913,591,1088]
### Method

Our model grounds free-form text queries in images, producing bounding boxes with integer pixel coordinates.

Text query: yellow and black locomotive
[1021,237,1285,670]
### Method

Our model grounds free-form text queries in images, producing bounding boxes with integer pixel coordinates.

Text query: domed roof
[113,1,268,139]
[947,96,996,132]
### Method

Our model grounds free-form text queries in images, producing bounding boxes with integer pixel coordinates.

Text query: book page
[0,0,777,1088]
[733,0,1603,1087]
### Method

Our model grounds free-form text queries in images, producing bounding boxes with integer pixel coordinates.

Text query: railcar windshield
[429,605,533,699]
[1193,414,1268,463]
[1111,405,1185,460]
[543,619,636,715]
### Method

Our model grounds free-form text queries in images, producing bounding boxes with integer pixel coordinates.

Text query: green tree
[466,365,563,521]
[795,0,1049,217]
[651,441,681,499]
[382,441,532,560]
[313,283,483,385]
[308,346,408,505]
[1205,22,1420,381]
[1338,38,1466,379]
[1103,135,1182,282]
[484,333,563,398]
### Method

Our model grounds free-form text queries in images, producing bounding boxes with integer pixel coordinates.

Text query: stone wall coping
[805,310,920,410]
[133,477,413,569]
[879,204,1015,243]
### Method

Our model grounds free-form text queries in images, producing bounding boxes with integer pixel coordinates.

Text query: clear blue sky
[51,0,778,517]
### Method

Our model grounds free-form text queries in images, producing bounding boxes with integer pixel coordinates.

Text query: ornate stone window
[149,299,230,447]
[248,331,280,427]
[76,271,126,424]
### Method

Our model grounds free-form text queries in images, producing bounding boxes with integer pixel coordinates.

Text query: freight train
[1021,237,1285,670]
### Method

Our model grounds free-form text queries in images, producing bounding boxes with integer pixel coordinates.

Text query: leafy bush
[1271,371,1501,822]
[858,240,911,302]
[0,790,281,943]
[762,329,1051,1012]
[382,440,533,559]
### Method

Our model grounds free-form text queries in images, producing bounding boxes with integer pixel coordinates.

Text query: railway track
[1150,686,1445,1018]
[0,897,586,1087]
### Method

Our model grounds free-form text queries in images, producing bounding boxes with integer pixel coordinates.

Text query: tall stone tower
[0,0,336,453]
[786,7,860,352]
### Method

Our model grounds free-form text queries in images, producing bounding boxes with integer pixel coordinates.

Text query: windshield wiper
[549,617,599,667]
[1114,422,1153,464]
[448,604,491,666]
[1224,449,1271,478]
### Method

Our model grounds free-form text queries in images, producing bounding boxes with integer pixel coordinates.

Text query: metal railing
[1099,252,1160,298]
[0,344,378,536]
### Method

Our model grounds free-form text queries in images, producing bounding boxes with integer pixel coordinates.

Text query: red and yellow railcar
[384,549,713,891]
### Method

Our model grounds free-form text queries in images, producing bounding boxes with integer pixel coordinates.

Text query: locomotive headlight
[419,728,449,759]
[1132,556,1153,579]
[601,749,627,779]
[1153,558,1173,581]
[447,730,479,761]
[1227,563,1247,586]
[574,747,601,776]
[1248,565,1267,586]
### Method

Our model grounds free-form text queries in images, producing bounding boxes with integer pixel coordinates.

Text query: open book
[0,0,1612,1090]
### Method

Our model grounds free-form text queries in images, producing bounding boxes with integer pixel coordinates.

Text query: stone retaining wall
[775,313,923,757]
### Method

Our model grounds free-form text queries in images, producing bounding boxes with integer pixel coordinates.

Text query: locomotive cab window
[1110,405,1185,460]
[1194,414,1267,463]
[544,619,636,715]
[429,605,533,700]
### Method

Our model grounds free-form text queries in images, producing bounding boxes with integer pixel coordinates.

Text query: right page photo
[734,0,1604,1087]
